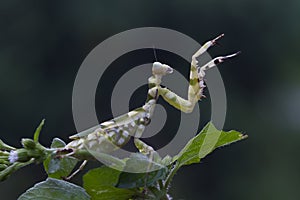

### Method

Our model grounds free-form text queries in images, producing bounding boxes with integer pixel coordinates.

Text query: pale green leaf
[85,185,136,200]
[18,178,90,200]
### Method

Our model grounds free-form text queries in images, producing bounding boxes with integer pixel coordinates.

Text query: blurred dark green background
[1,0,300,199]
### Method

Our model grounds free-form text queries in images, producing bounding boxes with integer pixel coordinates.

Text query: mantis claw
[215,51,241,64]
[211,33,225,45]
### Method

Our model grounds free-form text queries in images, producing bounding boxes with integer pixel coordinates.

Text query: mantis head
[152,62,173,76]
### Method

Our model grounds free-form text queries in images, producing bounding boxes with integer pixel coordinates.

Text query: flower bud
[9,149,31,163]
[22,138,36,150]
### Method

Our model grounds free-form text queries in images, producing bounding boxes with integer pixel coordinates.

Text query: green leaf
[50,138,67,148]
[85,186,137,200]
[174,122,247,167]
[83,166,121,186]
[43,138,78,179]
[18,178,90,200]
[83,166,136,200]
[117,168,168,189]
[33,119,45,142]
[117,153,168,188]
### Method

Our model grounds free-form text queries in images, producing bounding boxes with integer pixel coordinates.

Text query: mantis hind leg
[64,160,88,180]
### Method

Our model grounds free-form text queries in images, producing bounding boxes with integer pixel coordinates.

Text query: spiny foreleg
[159,34,240,113]
[189,34,225,105]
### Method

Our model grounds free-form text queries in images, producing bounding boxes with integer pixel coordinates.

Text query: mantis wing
[69,107,147,139]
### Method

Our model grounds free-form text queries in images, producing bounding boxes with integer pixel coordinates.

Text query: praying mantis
[65,34,240,173]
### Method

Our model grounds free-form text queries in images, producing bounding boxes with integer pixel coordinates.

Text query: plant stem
[163,162,180,190]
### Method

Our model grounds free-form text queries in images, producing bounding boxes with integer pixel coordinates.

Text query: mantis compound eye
[152,62,173,75]
[143,117,151,125]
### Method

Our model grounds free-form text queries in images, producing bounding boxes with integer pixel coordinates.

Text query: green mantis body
[66,34,239,158]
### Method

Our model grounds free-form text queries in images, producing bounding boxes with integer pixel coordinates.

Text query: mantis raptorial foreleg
[157,34,240,113]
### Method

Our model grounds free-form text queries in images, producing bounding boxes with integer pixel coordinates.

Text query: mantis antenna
[152,45,158,62]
